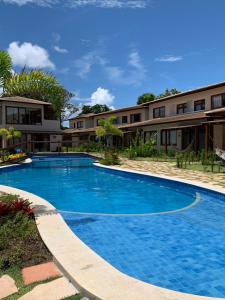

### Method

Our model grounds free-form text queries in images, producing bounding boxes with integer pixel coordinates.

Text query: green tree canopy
[4,69,75,119]
[137,93,156,105]
[137,88,180,104]
[157,88,180,99]
[0,51,12,94]
[81,104,111,115]
[0,50,76,120]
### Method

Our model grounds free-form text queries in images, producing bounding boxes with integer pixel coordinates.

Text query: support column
[205,124,209,158]
[165,130,168,154]
[194,126,199,153]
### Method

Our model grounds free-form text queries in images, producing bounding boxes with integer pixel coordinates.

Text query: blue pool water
[0,155,195,214]
[0,155,225,297]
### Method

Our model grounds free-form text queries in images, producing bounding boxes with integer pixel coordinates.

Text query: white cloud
[2,0,54,6]
[8,41,55,69]
[73,49,146,86]
[105,49,146,86]
[155,55,183,62]
[72,87,115,108]
[53,45,68,54]
[89,87,114,106]
[1,0,149,8]
[73,51,106,79]
[52,32,61,43]
[69,0,148,8]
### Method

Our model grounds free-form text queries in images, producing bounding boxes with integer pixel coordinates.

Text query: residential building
[0,96,62,152]
[65,81,225,153]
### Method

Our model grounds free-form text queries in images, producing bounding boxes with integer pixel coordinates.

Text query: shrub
[0,194,33,217]
[7,153,26,161]
[100,150,120,165]
[0,213,37,268]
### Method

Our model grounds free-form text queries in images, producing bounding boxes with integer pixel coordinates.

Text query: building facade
[0,96,62,152]
[65,82,225,153]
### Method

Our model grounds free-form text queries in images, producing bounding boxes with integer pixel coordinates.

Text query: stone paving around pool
[0,262,78,300]
[119,159,225,188]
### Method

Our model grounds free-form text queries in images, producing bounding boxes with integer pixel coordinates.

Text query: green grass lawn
[185,162,225,173]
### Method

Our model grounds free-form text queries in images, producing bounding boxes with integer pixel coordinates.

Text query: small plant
[100,150,120,165]
[0,194,33,217]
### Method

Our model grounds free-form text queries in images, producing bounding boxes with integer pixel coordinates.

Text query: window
[44,106,57,120]
[130,113,141,123]
[77,121,84,128]
[97,119,104,126]
[79,135,88,141]
[122,116,128,123]
[211,94,225,109]
[73,122,76,128]
[153,106,165,118]
[194,99,205,111]
[112,118,119,125]
[144,131,157,142]
[161,130,177,146]
[6,107,19,124]
[29,108,42,125]
[6,106,42,125]
[177,103,187,114]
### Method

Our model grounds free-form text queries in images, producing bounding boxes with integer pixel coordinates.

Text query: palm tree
[0,50,76,120]
[96,116,123,148]
[0,127,22,148]
[4,69,74,118]
[0,51,12,95]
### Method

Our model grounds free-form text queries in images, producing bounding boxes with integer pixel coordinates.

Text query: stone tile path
[120,158,225,188]
[19,277,78,300]
[22,262,61,285]
[0,262,78,300]
[0,275,18,299]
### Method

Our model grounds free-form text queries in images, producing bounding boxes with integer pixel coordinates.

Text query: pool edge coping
[0,163,225,300]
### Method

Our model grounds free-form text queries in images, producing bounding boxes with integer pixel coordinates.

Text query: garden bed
[0,193,53,299]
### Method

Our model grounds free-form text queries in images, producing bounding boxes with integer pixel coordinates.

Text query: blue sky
[0,0,225,111]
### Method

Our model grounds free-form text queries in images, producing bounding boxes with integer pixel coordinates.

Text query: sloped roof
[0,96,52,105]
[141,81,225,106]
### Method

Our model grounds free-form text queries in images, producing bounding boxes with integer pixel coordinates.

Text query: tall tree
[137,93,156,105]
[4,69,76,120]
[0,51,12,94]
[157,88,180,99]
[81,104,111,115]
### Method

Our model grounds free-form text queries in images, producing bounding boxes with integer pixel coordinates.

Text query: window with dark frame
[122,115,128,123]
[211,94,225,109]
[77,121,84,128]
[112,117,118,125]
[177,103,187,114]
[144,130,157,143]
[130,113,141,123]
[6,106,42,125]
[153,106,165,118]
[194,99,205,111]
[44,105,57,120]
[161,129,177,146]
[97,119,103,126]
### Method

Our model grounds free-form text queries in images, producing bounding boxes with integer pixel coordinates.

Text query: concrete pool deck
[1,161,225,299]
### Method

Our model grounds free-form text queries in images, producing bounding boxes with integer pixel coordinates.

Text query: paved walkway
[120,159,225,188]
[0,262,78,300]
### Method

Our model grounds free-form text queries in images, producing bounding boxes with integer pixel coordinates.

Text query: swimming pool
[1,155,225,297]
